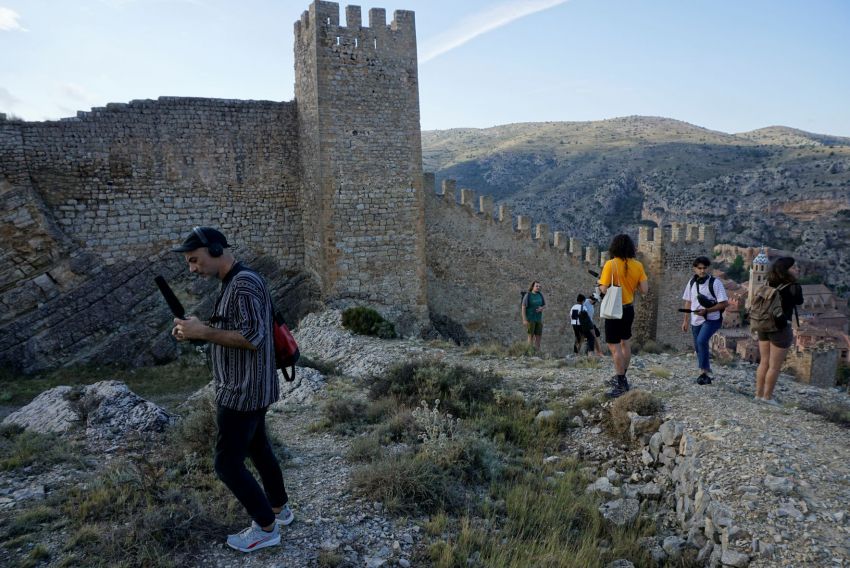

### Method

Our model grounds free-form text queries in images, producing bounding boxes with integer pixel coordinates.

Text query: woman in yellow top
[597,234,648,398]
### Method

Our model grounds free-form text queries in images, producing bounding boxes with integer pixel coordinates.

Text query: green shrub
[428,467,654,568]
[365,396,400,424]
[352,435,496,514]
[373,407,417,444]
[369,361,501,418]
[352,453,461,514]
[341,307,397,339]
[320,396,368,434]
[347,435,384,463]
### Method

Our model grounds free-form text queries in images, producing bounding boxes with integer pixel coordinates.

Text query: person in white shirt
[569,294,594,354]
[681,256,729,385]
[583,294,603,356]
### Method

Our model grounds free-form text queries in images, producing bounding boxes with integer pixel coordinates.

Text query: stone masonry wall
[4,97,303,267]
[426,182,606,356]
[295,2,427,334]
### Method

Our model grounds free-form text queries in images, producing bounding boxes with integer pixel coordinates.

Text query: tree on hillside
[725,255,747,282]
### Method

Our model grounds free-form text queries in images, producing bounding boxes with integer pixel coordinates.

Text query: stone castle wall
[426,178,606,356]
[1,98,303,267]
[294,2,426,332]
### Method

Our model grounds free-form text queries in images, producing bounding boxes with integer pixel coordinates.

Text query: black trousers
[214,405,288,527]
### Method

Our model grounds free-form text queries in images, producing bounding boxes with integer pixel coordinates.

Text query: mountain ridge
[422,116,850,292]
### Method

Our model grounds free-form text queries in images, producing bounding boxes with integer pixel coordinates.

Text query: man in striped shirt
[171,226,293,553]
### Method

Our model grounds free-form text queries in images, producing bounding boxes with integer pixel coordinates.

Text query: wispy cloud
[419,0,570,63]
[0,6,27,31]
[0,86,22,108]
[60,83,97,104]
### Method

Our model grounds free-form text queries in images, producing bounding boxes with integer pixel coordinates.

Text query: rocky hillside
[422,117,850,292]
[3,311,848,566]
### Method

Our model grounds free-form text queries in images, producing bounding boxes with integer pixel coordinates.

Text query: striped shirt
[209,264,279,411]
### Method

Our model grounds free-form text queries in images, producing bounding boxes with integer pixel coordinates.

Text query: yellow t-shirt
[598,258,647,305]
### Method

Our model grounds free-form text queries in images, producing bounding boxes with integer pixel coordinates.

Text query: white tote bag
[600,260,623,320]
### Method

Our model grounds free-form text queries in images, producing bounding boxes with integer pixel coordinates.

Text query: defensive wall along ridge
[0,0,717,372]
[424,173,716,353]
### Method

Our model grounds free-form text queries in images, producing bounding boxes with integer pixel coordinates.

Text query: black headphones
[193,226,223,257]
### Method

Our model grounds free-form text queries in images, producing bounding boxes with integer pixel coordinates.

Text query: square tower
[294,2,427,333]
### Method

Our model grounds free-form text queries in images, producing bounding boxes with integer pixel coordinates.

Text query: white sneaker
[276,503,294,526]
[762,398,780,407]
[226,522,280,553]
[754,396,763,401]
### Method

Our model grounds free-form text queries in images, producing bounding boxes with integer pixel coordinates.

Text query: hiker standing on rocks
[598,234,648,398]
[171,226,293,553]
[522,280,545,350]
[754,257,803,405]
[681,256,729,385]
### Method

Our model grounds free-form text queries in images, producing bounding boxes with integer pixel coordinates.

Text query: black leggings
[214,405,288,527]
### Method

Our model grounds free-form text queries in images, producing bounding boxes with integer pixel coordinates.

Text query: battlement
[430,176,607,270]
[638,222,716,250]
[295,2,415,54]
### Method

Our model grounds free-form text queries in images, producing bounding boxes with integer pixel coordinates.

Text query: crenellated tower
[294,1,426,333]
[636,222,718,349]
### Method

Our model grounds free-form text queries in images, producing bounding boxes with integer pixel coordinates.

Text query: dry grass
[605,390,664,439]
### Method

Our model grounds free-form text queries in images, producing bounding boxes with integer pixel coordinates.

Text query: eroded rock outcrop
[2,380,172,440]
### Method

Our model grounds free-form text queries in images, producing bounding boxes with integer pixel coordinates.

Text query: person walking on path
[171,226,294,553]
[584,293,604,356]
[754,257,804,405]
[598,234,648,398]
[681,256,729,385]
[521,280,545,350]
[570,294,594,355]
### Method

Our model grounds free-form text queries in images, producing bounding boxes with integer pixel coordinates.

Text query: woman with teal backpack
[521,280,545,350]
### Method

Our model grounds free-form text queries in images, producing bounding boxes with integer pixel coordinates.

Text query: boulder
[586,477,621,497]
[2,380,172,440]
[659,420,684,446]
[599,498,640,527]
[720,549,750,567]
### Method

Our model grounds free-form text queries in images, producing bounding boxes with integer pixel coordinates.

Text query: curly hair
[767,257,796,286]
[608,234,636,259]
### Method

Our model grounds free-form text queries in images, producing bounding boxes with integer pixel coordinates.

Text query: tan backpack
[749,283,789,333]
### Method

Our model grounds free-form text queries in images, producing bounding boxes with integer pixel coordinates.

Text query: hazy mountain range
[421,116,850,292]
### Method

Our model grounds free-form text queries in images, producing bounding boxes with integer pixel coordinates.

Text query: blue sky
[2,0,849,135]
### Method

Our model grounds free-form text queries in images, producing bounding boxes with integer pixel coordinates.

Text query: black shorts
[757,324,794,349]
[604,304,635,344]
